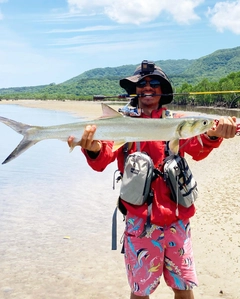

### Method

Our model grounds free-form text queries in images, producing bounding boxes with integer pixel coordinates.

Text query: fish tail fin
[0,116,32,134]
[2,139,38,164]
[0,116,39,164]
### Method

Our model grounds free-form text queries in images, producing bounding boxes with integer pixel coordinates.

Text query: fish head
[177,117,214,139]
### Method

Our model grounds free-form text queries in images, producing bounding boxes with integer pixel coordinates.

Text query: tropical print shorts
[123,212,198,296]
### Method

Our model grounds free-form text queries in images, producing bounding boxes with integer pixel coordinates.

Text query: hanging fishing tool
[117,101,142,116]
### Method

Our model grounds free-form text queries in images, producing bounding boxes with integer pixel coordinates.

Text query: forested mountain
[179,47,240,82]
[1,46,240,104]
[63,47,240,87]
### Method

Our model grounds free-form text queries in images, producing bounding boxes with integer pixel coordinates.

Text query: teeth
[142,94,154,97]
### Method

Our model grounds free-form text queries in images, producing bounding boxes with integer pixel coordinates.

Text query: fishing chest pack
[119,143,198,211]
[112,141,198,250]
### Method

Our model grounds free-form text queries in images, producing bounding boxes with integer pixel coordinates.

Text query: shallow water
[0,104,118,220]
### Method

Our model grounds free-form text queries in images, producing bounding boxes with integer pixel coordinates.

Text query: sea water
[0,104,118,249]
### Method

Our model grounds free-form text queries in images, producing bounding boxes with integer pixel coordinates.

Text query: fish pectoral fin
[197,135,203,147]
[169,139,180,155]
[112,141,126,152]
[98,104,123,119]
[69,146,74,153]
[68,138,79,153]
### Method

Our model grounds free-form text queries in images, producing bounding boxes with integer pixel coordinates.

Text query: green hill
[1,46,240,99]
[179,47,240,81]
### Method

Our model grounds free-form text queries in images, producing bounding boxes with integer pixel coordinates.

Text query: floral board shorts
[123,212,198,296]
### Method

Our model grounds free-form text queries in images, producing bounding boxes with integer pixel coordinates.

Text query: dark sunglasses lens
[137,79,160,88]
[150,80,160,88]
[136,80,147,87]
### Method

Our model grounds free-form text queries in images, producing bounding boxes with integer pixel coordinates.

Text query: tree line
[1,71,240,108]
[174,71,240,108]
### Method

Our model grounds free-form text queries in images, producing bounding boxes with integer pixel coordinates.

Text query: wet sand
[0,100,239,299]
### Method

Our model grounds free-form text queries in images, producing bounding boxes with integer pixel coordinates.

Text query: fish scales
[22,117,196,142]
[36,117,205,142]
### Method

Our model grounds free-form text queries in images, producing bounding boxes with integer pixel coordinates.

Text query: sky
[0,0,240,88]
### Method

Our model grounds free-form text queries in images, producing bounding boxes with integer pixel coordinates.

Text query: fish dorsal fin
[112,140,126,152]
[98,103,123,119]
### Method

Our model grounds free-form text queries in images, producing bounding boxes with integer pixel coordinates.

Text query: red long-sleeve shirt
[82,108,222,226]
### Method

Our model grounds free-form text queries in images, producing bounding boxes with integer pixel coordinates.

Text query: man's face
[136,76,162,109]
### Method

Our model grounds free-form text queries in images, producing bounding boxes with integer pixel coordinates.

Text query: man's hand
[207,116,237,139]
[67,125,102,153]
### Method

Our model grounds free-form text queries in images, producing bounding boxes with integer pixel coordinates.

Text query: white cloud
[166,0,204,24]
[67,0,204,25]
[207,1,240,34]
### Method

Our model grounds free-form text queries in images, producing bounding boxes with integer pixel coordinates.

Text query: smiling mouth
[139,93,155,97]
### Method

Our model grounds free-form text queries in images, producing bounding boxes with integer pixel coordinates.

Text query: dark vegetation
[1,46,240,108]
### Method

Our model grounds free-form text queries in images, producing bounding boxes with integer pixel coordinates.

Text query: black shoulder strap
[165,141,172,157]
[123,142,128,164]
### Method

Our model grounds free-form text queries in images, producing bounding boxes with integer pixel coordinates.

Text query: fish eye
[203,120,208,125]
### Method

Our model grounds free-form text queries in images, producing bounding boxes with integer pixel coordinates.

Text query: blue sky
[0,0,240,88]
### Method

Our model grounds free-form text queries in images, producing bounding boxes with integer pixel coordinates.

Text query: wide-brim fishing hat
[120,61,173,105]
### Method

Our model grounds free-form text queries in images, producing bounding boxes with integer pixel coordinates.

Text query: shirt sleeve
[180,133,223,161]
[81,141,118,172]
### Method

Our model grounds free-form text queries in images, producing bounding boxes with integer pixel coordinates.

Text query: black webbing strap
[111,207,118,250]
[146,190,153,232]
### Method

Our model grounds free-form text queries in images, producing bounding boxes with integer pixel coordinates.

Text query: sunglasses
[136,79,161,88]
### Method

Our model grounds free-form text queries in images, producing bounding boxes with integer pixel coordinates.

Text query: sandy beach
[0,99,118,119]
[0,100,239,299]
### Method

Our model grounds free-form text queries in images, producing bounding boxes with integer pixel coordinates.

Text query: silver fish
[0,103,214,164]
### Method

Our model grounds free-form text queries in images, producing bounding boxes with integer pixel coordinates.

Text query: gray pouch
[120,152,154,205]
[164,155,198,208]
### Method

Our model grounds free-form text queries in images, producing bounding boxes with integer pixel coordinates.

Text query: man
[68,60,236,299]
